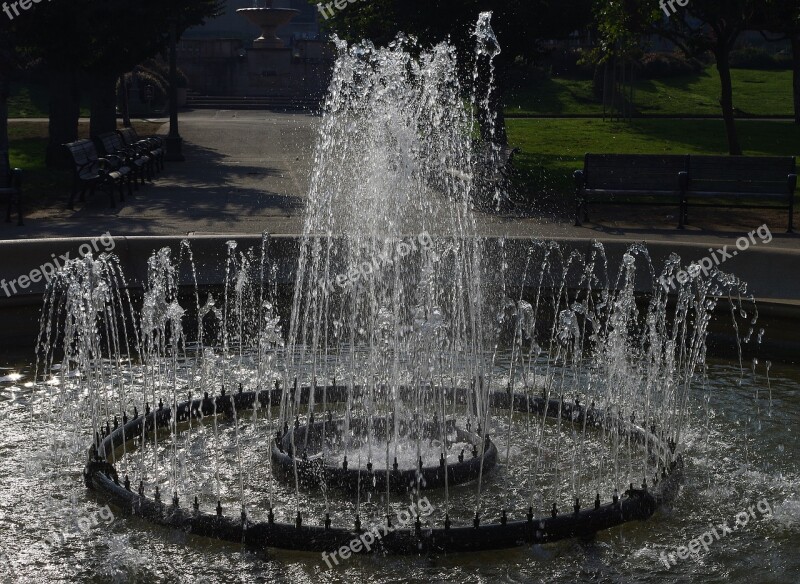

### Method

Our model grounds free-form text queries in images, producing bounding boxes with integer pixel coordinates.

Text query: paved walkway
[2,110,799,252]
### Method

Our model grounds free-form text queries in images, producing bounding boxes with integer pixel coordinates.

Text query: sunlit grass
[505,66,794,118]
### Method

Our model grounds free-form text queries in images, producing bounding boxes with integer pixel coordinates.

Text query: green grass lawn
[8,123,73,210]
[8,82,91,118]
[507,118,800,204]
[505,67,795,118]
[8,121,163,211]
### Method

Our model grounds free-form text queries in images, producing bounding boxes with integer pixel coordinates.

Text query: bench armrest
[12,168,22,190]
[96,157,115,170]
[789,174,797,194]
[112,148,137,162]
[574,169,585,189]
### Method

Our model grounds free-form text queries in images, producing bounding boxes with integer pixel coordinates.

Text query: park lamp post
[165,15,184,162]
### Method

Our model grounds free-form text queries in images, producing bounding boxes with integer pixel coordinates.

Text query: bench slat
[689,155,795,173]
[689,181,791,195]
[585,154,687,190]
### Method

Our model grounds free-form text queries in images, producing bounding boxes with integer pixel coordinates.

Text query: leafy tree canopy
[313,0,593,67]
[10,0,225,76]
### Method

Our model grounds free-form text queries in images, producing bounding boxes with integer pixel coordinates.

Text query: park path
[2,109,799,252]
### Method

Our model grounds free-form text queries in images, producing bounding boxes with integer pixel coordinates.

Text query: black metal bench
[685,155,796,233]
[118,127,164,172]
[574,154,689,229]
[97,131,153,185]
[1,150,23,226]
[575,154,797,232]
[64,139,130,209]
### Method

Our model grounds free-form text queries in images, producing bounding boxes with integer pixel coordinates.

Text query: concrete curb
[1,234,797,300]
[0,234,796,356]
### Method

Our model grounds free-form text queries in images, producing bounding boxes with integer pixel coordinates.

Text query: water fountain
[40,14,760,557]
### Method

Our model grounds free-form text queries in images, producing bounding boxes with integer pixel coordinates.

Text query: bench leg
[7,193,22,226]
[574,195,582,227]
[105,181,116,209]
[678,200,685,229]
[68,180,79,210]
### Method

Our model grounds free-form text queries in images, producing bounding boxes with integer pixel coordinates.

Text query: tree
[595,0,760,155]
[11,0,224,167]
[0,31,14,159]
[313,0,593,145]
[753,1,800,124]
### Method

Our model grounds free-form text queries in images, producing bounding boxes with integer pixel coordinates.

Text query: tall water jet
[283,27,497,494]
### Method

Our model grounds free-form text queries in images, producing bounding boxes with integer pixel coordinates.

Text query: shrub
[141,58,190,89]
[117,70,167,106]
[548,48,595,79]
[637,52,703,79]
[507,57,551,85]
[729,46,792,70]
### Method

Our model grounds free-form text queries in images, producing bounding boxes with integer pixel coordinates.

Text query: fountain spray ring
[271,416,498,493]
[84,385,683,555]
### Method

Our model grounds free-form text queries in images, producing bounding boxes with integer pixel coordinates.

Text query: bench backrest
[688,155,796,194]
[65,139,100,171]
[0,150,11,188]
[98,132,125,155]
[584,154,688,191]
[118,127,137,146]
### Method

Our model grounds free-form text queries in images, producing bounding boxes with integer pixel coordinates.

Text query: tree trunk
[0,41,10,156]
[46,69,81,169]
[792,34,800,125]
[715,49,742,155]
[0,72,9,156]
[89,71,118,139]
[120,74,131,128]
[490,81,508,146]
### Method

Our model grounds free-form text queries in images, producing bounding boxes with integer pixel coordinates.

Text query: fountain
[38,14,761,557]
[237,2,300,49]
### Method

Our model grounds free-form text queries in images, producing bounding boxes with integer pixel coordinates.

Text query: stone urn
[237,3,300,49]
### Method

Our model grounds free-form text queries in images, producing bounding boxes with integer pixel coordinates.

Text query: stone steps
[185,95,322,111]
